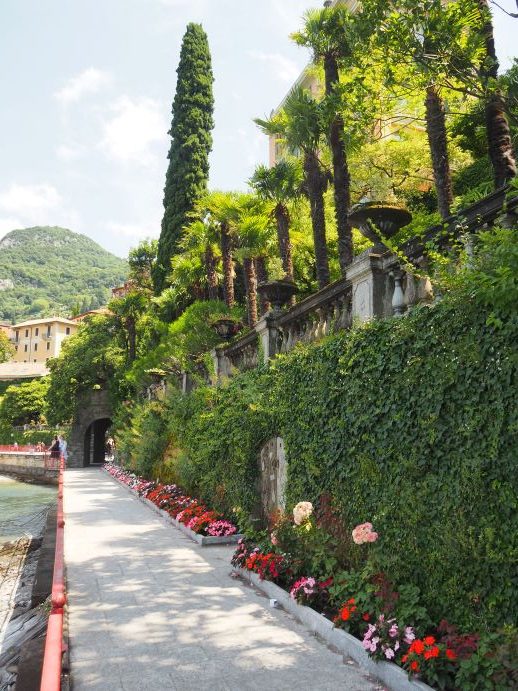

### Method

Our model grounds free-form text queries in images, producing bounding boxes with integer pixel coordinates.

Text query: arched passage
[68,389,113,467]
[83,417,112,466]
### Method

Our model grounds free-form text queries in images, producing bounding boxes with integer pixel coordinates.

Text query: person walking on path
[49,436,60,459]
[58,435,68,463]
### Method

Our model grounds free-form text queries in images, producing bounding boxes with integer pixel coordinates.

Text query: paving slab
[64,468,379,690]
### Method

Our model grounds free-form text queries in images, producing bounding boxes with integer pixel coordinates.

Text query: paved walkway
[64,468,378,690]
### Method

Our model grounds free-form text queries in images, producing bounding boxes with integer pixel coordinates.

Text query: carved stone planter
[349,202,412,248]
[257,280,298,314]
[211,317,241,341]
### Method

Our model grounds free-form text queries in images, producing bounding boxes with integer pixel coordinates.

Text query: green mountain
[0,226,128,323]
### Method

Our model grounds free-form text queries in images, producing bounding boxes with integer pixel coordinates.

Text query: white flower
[293,501,313,525]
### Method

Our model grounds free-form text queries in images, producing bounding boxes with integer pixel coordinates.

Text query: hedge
[160,296,518,632]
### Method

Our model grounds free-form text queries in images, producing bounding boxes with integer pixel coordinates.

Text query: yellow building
[11,317,78,364]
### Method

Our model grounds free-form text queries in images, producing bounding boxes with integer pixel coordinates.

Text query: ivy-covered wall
[134,297,517,632]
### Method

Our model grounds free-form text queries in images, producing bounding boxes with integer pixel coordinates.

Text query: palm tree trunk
[425,85,453,220]
[243,257,258,327]
[204,245,218,301]
[478,0,516,187]
[324,54,353,276]
[255,256,270,316]
[304,151,330,290]
[274,203,293,278]
[220,221,235,308]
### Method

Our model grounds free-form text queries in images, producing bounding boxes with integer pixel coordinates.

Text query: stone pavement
[64,468,379,690]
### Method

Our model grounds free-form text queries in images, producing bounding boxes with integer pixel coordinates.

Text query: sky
[0,0,516,258]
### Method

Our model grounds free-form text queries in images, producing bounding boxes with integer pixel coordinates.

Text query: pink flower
[270,532,279,546]
[352,522,379,545]
[404,627,416,644]
[384,647,395,660]
[389,623,399,638]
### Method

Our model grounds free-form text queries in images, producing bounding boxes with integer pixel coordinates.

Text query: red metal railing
[0,444,48,453]
[40,455,66,691]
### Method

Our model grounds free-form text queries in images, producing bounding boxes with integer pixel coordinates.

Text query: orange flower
[424,636,436,646]
[446,649,457,661]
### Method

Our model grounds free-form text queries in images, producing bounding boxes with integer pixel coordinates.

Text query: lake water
[0,475,56,543]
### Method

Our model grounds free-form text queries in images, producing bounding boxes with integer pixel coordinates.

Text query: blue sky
[0,0,516,257]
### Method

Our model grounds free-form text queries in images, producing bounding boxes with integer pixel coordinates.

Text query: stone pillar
[211,347,232,382]
[255,313,279,363]
[346,249,385,321]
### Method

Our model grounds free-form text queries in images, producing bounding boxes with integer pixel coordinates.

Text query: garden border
[104,468,242,546]
[235,567,434,691]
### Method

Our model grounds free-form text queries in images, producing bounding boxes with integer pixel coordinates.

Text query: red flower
[401,654,408,663]
[410,661,420,672]
[424,646,440,660]
[341,608,351,621]
[347,597,355,605]
[362,613,370,621]
[424,636,436,646]
[446,649,457,661]
[410,639,425,655]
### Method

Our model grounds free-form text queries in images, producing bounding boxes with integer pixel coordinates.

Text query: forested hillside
[0,226,128,322]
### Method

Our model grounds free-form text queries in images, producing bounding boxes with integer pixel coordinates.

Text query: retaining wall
[0,453,58,485]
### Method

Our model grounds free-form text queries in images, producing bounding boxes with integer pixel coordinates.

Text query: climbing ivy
[162,295,517,631]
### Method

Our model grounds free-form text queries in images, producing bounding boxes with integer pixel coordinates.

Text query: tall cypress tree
[154,23,214,294]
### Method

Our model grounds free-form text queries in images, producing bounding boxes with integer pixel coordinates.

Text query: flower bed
[104,463,241,546]
[232,501,517,690]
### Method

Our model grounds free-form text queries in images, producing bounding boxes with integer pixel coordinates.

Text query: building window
[47,326,51,337]
[66,327,70,335]
[24,344,28,352]
[46,342,50,351]
[15,332,18,342]
[34,359,37,362]
[35,328,39,336]
[25,329,29,337]
[34,343,38,351]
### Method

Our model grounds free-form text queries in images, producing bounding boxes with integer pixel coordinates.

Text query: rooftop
[13,317,78,329]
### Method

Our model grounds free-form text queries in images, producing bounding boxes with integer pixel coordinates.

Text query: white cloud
[55,68,111,105]
[56,144,86,161]
[100,97,167,165]
[248,51,300,83]
[0,183,80,235]
[106,221,159,240]
[0,183,62,214]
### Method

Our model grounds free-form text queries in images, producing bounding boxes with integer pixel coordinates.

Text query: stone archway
[68,390,112,468]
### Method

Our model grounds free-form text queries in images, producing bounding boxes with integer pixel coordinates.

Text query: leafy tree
[154,24,214,294]
[110,291,149,363]
[0,331,14,363]
[0,378,49,426]
[249,160,302,279]
[46,315,126,425]
[256,88,332,289]
[292,4,356,273]
[176,219,221,301]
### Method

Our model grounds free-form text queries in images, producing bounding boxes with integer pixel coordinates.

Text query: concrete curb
[105,470,242,546]
[235,568,434,691]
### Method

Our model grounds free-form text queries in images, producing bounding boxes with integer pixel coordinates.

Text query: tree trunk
[255,256,270,316]
[324,54,353,276]
[304,151,330,290]
[478,0,516,188]
[126,317,136,363]
[243,257,258,327]
[204,245,218,301]
[220,221,235,308]
[425,85,453,220]
[274,203,293,279]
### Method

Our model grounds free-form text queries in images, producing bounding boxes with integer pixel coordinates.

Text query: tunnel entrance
[83,418,112,466]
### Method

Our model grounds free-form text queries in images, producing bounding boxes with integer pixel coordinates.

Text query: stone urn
[211,317,240,341]
[257,279,298,314]
[348,202,412,248]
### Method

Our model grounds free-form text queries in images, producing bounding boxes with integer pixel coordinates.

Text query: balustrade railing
[223,330,259,372]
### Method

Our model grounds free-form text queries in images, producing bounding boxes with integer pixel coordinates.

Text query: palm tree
[234,197,275,326]
[177,219,220,300]
[249,159,302,280]
[292,5,355,275]
[256,88,331,290]
[477,0,516,187]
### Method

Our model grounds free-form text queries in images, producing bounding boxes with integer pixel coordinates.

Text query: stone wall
[67,389,112,468]
[0,453,58,485]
